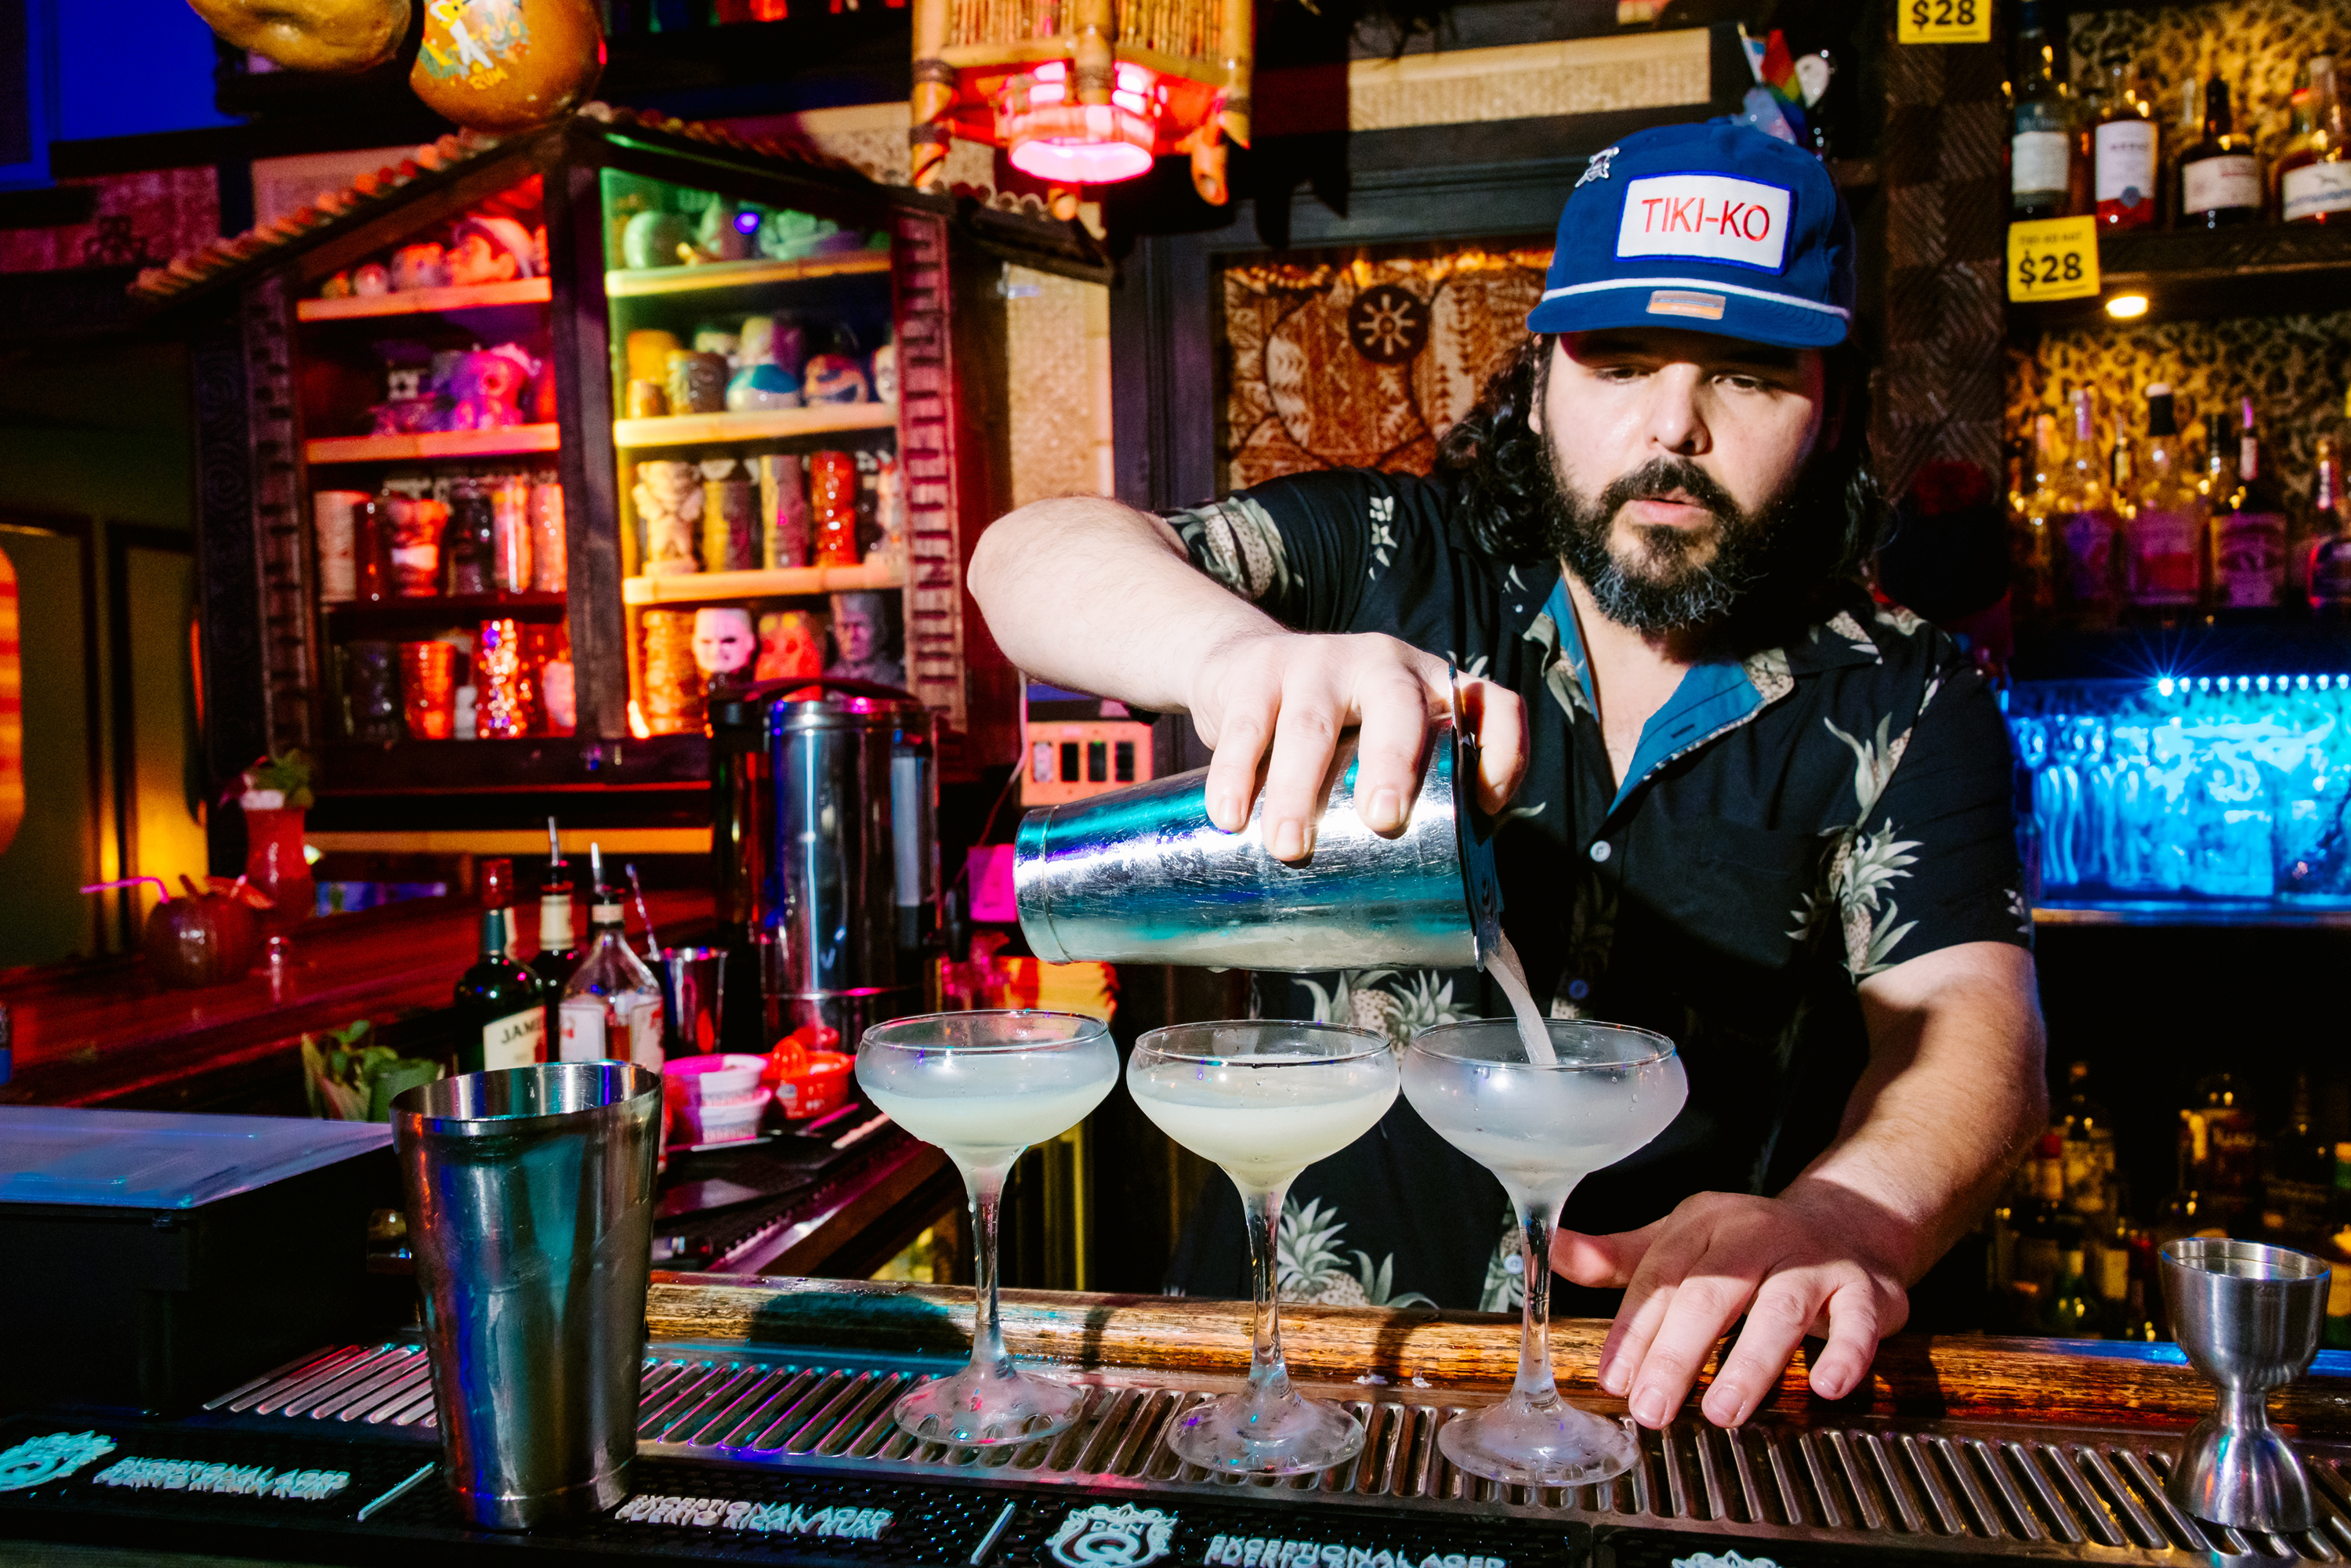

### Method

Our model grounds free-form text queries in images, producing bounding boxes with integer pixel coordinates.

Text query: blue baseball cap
[1525,118,1855,349]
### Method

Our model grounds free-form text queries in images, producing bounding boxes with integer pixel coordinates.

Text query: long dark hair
[1434,332,1889,608]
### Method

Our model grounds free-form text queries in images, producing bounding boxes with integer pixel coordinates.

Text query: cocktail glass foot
[893,1359,1087,1448]
[1438,1393,1635,1489]
[1171,1381,1364,1477]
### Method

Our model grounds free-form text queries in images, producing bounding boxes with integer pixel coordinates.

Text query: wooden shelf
[604,250,891,299]
[305,425,562,464]
[2012,221,2351,329]
[613,403,896,448]
[622,558,905,606]
[324,592,569,626]
[296,277,551,321]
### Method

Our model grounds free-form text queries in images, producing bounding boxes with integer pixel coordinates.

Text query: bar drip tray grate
[211,1340,2351,1563]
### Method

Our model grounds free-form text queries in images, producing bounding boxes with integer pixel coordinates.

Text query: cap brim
[1526,282,1849,348]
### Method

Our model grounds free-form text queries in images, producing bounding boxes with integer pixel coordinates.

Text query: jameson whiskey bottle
[452,908,545,1074]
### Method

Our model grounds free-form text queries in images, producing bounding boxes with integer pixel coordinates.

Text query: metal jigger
[2159,1237,2331,1531]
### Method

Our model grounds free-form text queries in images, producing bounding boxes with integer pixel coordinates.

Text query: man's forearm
[1799,941,2049,1284]
[967,496,1277,713]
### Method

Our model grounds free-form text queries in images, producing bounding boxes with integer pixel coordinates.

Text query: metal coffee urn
[711,679,938,1050]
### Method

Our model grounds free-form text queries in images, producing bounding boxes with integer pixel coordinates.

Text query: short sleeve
[1835,653,2031,978]
[1164,469,1438,636]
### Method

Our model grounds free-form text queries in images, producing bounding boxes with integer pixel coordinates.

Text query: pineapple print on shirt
[1279,1196,1437,1309]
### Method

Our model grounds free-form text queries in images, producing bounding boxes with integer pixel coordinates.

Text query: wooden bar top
[0,888,711,1110]
[641,1273,2351,1439]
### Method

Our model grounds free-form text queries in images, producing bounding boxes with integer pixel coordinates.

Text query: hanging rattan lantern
[911,0,1250,208]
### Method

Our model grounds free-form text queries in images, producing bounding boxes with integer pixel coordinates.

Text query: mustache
[1596,458,1745,527]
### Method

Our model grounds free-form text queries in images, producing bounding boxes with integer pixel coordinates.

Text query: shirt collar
[1535,577,1875,818]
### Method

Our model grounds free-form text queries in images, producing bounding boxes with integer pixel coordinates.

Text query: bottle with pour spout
[557,845,665,1073]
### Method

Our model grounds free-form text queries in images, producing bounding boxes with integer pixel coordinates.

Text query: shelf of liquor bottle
[322,592,570,628]
[620,558,904,607]
[2034,900,2351,928]
[2012,222,2351,330]
[612,403,896,449]
[295,277,552,322]
[603,251,892,300]
[304,425,562,465]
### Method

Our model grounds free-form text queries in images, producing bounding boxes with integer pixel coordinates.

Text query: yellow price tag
[1897,0,1991,45]
[2006,215,2102,302]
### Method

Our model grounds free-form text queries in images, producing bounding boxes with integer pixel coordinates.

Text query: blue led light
[735,210,761,234]
[2155,677,2175,697]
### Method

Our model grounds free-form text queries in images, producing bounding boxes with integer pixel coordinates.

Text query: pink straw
[82,876,172,903]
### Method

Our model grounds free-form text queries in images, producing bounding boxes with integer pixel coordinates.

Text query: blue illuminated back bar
[2007,672,2351,911]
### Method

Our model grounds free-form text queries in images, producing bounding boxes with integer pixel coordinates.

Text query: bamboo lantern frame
[911,0,1251,206]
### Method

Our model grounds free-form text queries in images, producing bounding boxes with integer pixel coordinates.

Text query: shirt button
[1588,840,1612,864]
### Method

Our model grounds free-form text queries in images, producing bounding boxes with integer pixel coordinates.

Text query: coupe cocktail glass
[1128,1020,1399,1475]
[857,1010,1119,1445]
[1403,1017,1686,1487]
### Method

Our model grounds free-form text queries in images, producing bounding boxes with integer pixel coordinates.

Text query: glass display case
[597,167,904,738]
[159,112,1101,846]
[2008,672,2351,917]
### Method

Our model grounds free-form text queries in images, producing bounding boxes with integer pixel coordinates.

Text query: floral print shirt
[1161,467,2030,1313]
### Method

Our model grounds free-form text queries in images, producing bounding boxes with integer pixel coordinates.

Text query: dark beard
[1541,451,1801,635]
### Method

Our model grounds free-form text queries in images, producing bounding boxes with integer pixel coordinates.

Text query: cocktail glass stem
[967,1160,1015,1381]
[1432,1184,1635,1487]
[1244,1179,1295,1407]
[1511,1198,1562,1411]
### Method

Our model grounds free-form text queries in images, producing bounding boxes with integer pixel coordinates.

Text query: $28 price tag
[1897,0,1991,45]
[2006,215,2102,303]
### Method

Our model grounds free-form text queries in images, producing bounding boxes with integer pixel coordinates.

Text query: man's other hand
[1188,631,1527,860]
[1551,1186,1911,1429]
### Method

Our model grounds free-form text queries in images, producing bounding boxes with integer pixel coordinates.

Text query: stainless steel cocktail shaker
[1013,708,1501,972]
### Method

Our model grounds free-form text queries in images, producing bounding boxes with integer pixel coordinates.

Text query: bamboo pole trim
[643,1275,2351,1438]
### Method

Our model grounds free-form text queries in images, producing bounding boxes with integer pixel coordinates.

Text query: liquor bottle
[2310,432,2351,618]
[2052,392,2119,625]
[2179,78,2262,228]
[2128,385,2204,612]
[556,847,666,1071]
[452,907,546,1074]
[2092,51,2159,230]
[2213,397,2288,613]
[2181,1073,2260,1233]
[2044,1242,2096,1337]
[2197,409,2240,610]
[2325,1144,2351,1349]
[527,816,580,997]
[2057,1060,2117,1218]
[2281,56,2351,224]
[479,854,520,962]
[2263,1071,2335,1247]
[2016,1132,2080,1305]
[2011,414,2059,620]
[2009,2,2074,220]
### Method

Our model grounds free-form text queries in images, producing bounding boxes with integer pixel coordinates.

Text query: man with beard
[968,120,2044,1431]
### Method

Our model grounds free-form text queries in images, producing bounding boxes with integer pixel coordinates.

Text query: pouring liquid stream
[1483,929,1558,1066]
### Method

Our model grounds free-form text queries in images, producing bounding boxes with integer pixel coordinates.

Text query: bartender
[969,121,2045,1432]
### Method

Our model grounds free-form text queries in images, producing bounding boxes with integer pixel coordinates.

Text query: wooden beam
[643,1275,2351,1436]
